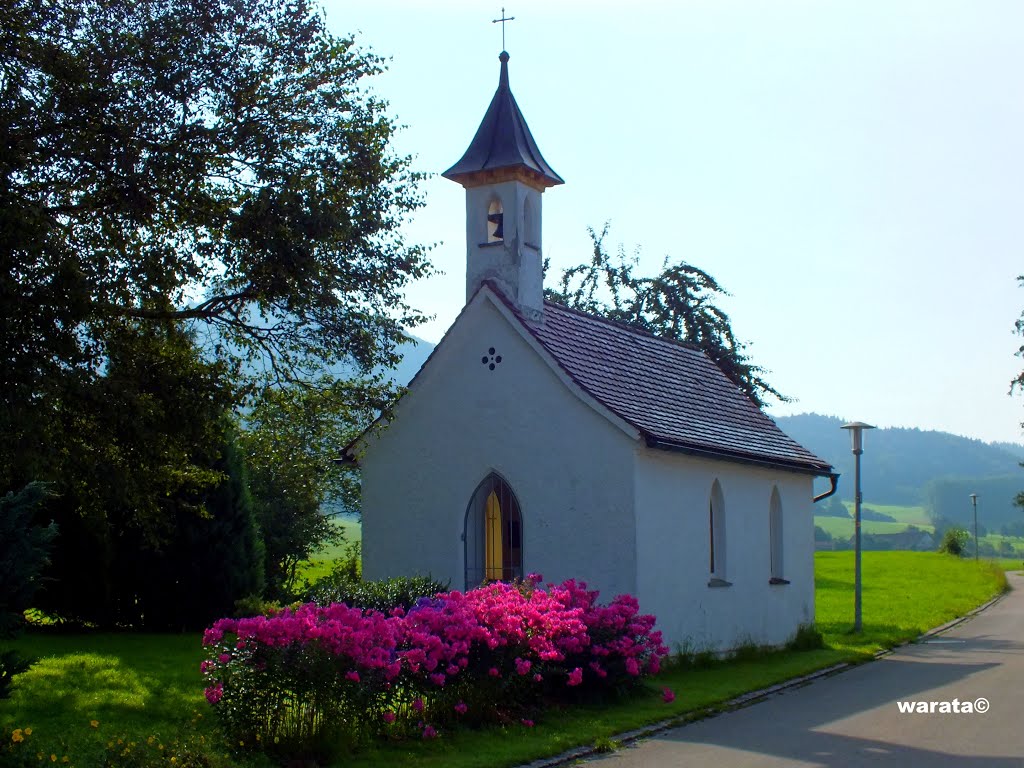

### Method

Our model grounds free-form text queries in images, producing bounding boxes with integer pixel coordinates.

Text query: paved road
[587,572,1024,767]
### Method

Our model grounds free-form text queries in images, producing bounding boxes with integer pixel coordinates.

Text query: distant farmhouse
[345,51,834,651]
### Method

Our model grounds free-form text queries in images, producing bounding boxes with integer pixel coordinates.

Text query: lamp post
[970,493,978,561]
[842,421,875,633]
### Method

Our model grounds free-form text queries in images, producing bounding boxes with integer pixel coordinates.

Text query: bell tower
[443,51,563,320]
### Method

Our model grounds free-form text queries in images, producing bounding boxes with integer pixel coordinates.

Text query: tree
[1,0,431,494]
[0,483,58,636]
[239,377,389,598]
[545,225,784,407]
[157,426,265,629]
[1014,275,1024,509]
[2,0,434,619]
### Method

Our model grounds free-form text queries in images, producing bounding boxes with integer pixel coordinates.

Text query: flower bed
[201,575,667,759]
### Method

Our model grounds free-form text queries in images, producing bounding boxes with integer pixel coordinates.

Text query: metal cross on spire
[492,7,515,51]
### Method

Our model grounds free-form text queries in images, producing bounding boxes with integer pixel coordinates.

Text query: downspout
[813,473,840,503]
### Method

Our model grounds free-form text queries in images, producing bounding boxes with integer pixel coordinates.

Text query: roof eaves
[645,436,834,477]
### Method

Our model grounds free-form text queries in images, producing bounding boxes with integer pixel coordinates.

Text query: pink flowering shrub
[201,575,667,757]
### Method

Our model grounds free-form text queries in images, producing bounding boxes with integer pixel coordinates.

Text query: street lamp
[842,421,875,633]
[970,493,978,561]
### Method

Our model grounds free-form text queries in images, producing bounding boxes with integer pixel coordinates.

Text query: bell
[488,212,503,240]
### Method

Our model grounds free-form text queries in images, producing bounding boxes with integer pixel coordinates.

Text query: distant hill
[387,335,434,386]
[774,413,1024,529]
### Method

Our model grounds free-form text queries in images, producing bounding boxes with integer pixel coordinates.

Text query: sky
[320,0,1024,445]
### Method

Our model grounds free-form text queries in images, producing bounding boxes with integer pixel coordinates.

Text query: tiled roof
[442,52,564,189]
[516,298,832,475]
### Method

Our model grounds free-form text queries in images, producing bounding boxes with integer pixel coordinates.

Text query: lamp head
[841,421,876,454]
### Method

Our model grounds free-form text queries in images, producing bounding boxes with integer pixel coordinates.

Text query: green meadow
[814,517,932,539]
[815,500,1024,557]
[298,516,364,583]
[1,552,1008,768]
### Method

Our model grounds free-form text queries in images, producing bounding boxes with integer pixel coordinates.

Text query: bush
[938,527,970,556]
[232,595,284,618]
[304,571,448,612]
[201,575,668,760]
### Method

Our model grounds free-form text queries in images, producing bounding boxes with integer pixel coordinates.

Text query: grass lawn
[1,552,1007,768]
[814,551,1006,655]
[988,556,1024,572]
[0,633,230,767]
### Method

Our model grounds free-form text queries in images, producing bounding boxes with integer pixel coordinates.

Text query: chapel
[345,51,834,650]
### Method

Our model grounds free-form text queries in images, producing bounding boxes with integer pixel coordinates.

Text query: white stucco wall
[634,448,816,652]
[359,294,637,598]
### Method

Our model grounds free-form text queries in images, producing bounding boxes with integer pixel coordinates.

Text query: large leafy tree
[2,0,431,621]
[546,225,784,407]
[1,0,431,490]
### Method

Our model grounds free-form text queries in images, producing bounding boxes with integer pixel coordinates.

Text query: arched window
[769,486,787,583]
[487,199,504,242]
[465,473,522,587]
[709,480,728,585]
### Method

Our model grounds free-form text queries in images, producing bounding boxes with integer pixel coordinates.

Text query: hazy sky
[321,1,1024,445]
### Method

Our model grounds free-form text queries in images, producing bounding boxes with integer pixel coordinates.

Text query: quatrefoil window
[481,347,503,371]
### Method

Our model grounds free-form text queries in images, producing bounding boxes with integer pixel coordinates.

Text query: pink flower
[382,711,396,724]
[218,653,231,664]
[422,725,437,739]
[202,627,223,646]
[204,682,223,704]
[429,673,446,686]
[412,698,424,712]
[521,719,534,727]
[488,667,500,677]
[454,701,468,715]
[345,670,360,683]
[662,687,675,703]
[533,673,542,683]
[567,667,583,687]
[514,657,532,675]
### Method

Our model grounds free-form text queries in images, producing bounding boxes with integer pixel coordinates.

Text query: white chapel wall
[634,448,816,652]
[360,296,637,598]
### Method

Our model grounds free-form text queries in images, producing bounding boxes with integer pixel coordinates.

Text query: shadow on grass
[8,652,200,723]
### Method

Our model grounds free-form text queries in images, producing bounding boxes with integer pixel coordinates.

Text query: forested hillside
[775,413,1024,530]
